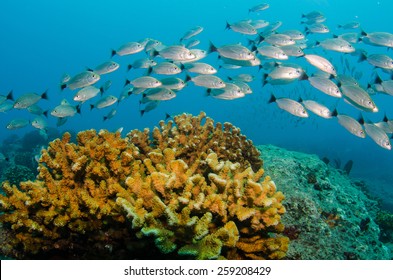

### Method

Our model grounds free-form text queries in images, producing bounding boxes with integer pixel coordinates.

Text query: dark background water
[0,0,392,204]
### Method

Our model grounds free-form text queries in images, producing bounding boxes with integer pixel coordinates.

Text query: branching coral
[0,112,287,259]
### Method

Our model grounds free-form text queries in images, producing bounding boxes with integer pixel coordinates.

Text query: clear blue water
[0,0,392,204]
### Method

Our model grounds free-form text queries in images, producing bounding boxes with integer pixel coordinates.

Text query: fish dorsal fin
[61,99,70,106]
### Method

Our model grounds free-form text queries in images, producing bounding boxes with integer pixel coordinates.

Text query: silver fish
[267,66,302,80]
[51,99,80,118]
[190,75,226,89]
[103,109,117,122]
[91,95,118,110]
[6,118,29,130]
[360,31,393,48]
[304,54,337,76]
[31,116,47,130]
[257,45,288,60]
[160,77,187,91]
[281,30,305,40]
[180,26,203,41]
[228,74,254,83]
[336,33,360,44]
[142,88,176,101]
[91,61,119,75]
[359,53,393,70]
[269,95,308,118]
[336,114,366,138]
[301,100,333,119]
[125,76,162,89]
[185,39,200,49]
[147,62,182,75]
[249,19,269,29]
[153,45,196,62]
[259,34,295,46]
[208,83,245,100]
[73,86,100,103]
[249,3,269,13]
[340,85,378,112]
[280,45,304,57]
[307,76,342,98]
[184,62,217,74]
[127,58,157,71]
[27,104,48,117]
[0,101,14,113]
[230,81,252,94]
[336,75,359,86]
[112,42,144,57]
[208,42,255,61]
[62,71,100,90]
[338,21,360,29]
[225,21,257,35]
[363,122,392,150]
[317,38,355,53]
[13,91,48,109]
[305,23,329,34]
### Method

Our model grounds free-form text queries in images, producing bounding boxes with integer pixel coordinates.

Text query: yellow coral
[0,112,287,260]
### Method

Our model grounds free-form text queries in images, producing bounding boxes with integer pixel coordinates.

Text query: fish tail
[76,104,82,114]
[43,110,49,118]
[140,109,145,117]
[165,112,172,120]
[225,21,231,30]
[111,49,117,58]
[41,90,49,100]
[124,79,131,87]
[331,108,338,117]
[60,83,67,91]
[357,52,367,63]
[103,116,107,122]
[127,64,133,72]
[146,67,153,75]
[208,41,218,54]
[268,93,276,103]
[360,30,367,37]
[6,90,14,101]
[185,74,192,83]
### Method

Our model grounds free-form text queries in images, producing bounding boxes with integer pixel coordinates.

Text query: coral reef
[0,112,287,259]
[259,145,391,260]
[1,165,35,186]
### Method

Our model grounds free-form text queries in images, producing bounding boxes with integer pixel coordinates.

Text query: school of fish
[1,2,393,150]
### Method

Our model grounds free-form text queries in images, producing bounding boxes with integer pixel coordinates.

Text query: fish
[230,81,252,94]
[207,83,245,100]
[281,30,305,40]
[335,33,360,44]
[225,21,257,35]
[144,39,162,52]
[362,121,392,150]
[307,76,342,98]
[249,3,269,13]
[51,99,81,118]
[259,34,296,46]
[125,76,162,89]
[118,85,133,103]
[280,45,304,57]
[305,23,329,34]
[31,116,48,130]
[185,39,200,49]
[0,152,9,162]
[27,104,48,117]
[184,62,217,74]
[301,100,334,119]
[103,109,117,121]
[208,42,255,61]
[360,31,393,48]
[180,26,203,41]
[0,91,14,104]
[60,73,71,84]
[228,74,254,83]
[0,101,14,113]
[152,45,196,62]
[142,88,176,101]
[6,118,29,130]
[189,75,226,89]
[147,62,183,75]
[111,42,144,57]
[127,58,157,71]
[370,75,393,95]
[90,61,119,75]
[249,19,269,29]
[90,95,118,110]
[160,77,187,91]
[340,85,378,112]
[338,21,360,29]
[316,38,355,53]
[61,71,100,90]
[99,80,112,94]
[73,86,100,103]
[335,113,366,138]
[140,101,160,116]
[268,94,308,118]
[303,54,337,76]
[13,91,48,109]
[265,66,303,81]
[336,75,359,86]
[219,56,261,67]
[257,45,288,60]
[358,53,393,70]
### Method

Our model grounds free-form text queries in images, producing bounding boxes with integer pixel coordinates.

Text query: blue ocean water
[0,0,392,206]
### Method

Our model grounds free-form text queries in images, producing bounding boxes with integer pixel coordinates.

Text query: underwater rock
[259,145,391,260]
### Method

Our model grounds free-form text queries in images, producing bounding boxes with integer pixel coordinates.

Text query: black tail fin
[76,104,82,115]
[6,90,14,101]
[208,41,218,54]
[41,90,49,100]
[358,52,367,63]
[268,93,276,104]
[124,79,131,87]
[146,66,153,75]
[360,30,367,37]
[331,108,338,117]
[165,112,172,120]
[185,74,192,83]
[60,83,67,91]
[90,104,94,111]
[127,64,133,71]
[43,110,49,118]
[225,21,231,30]
[111,49,117,58]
